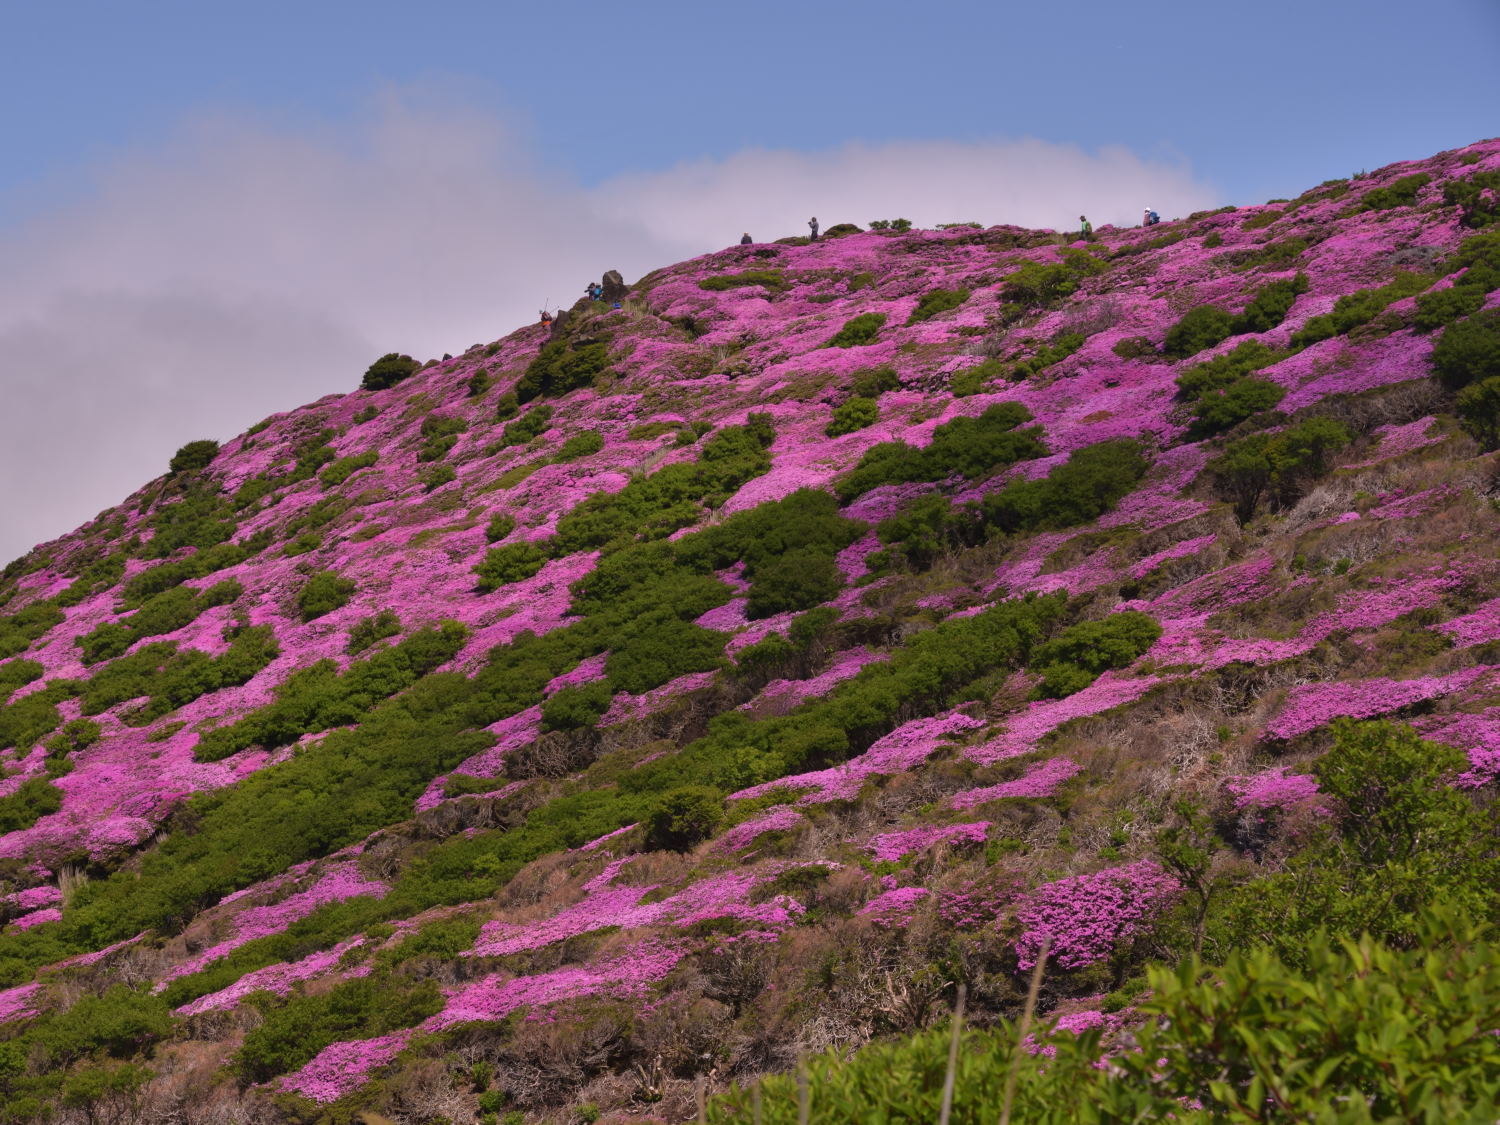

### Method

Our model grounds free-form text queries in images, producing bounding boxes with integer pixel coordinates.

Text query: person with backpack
[1079,215,1093,242]
[740,232,753,245]
[1143,208,1160,227]
[539,310,553,328]
[808,217,819,241]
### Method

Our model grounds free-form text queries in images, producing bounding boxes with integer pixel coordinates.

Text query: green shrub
[983,439,1150,534]
[0,778,63,833]
[605,614,725,694]
[828,313,887,348]
[836,402,1045,501]
[0,602,64,661]
[475,543,549,591]
[515,336,611,403]
[168,439,220,476]
[698,270,787,293]
[1444,170,1500,227]
[44,718,101,757]
[1431,309,1500,390]
[361,352,419,391]
[1010,332,1085,379]
[1187,377,1286,439]
[1202,231,1223,248]
[484,513,516,543]
[466,368,492,397]
[347,610,400,656]
[1208,416,1350,521]
[192,621,467,762]
[1112,336,1156,359]
[826,397,879,437]
[1456,376,1500,449]
[79,626,279,723]
[1413,285,1488,332]
[0,658,43,699]
[353,405,380,424]
[1163,305,1234,358]
[1290,270,1433,346]
[233,976,442,1083]
[494,392,520,421]
[644,786,725,851]
[417,464,456,492]
[868,219,912,233]
[1354,172,1432,212]
[906,288,970,324]
[823,223,862,238]
[1028,612,1162,697]
[1229,272,1309,334]
[319,450,378,488]
[296,570,356,621]
[949,360,1004,396]
[540,680,613,732]
[849,365,900,398]
[998,250,1109,310]
[501,404,554,446]
[1240,209,1282,231]
[556,431,605,460]
[553,417,776,553]
[1175,341,1285,400]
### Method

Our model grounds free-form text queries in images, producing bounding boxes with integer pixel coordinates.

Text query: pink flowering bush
[1014,861,1179,971]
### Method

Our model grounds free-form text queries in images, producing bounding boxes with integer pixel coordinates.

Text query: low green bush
[1010,332,1084,379]
[828,313,887,348]
[698,270,787,293]
[318,450,378,488]
[998,250,1109,311]
[346,610,400,656]
[1163,305,1234,358]
[983,440,1150,534]
[1208,416,1351,521]
[0,603,66,660]
[949,360,1004,397]
[0,777,63,833]
[1229,272,1309,334]
[417,463,457,492]
[907,288,970,324]
[514,336,611,403]
[1290,270,1433,345]
[826,397,879,437]
[1028,612,1162,697]
[643,786,725,851]
[168,440,220,476]
[850,365,900,398]
[556,431,605,460]
[494,392,520,421]
[1431,308,1500,390]
[484,513,516,543]
[1456,376,1500,449]
[296,571,356,621]
[1445,170,1500,227]
[501,404,554,446]
[1187,377,1286,439]
[474,543,549,591]
[836,403,1045,501]
[360,352,419,391]
[1353,172,1431,212]
[466,368,492,397]
[540,680,613,732]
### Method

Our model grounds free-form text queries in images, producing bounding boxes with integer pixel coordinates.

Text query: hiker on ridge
[539,310,553,328]
[1079,215,1093,242]
[1143,207,1160,227]
[740,232,753,245]
[809,217,820,241]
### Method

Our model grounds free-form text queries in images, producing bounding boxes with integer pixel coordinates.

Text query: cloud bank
[0,94,1219,563]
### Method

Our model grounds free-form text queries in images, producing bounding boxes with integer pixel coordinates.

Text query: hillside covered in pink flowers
[1,138,1499,1124]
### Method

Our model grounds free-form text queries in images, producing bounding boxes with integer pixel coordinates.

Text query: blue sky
[1,0,1497,560]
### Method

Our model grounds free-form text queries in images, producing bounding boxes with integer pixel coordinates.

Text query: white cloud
[0,93,1219,564]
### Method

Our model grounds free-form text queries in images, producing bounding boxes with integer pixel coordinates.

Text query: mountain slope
[0,138,1498,1123]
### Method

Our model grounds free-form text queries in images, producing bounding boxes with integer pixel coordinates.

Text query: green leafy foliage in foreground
[708,911,1500,1124]
[836,403,1045,501]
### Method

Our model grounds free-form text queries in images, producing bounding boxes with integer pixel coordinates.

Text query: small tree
[296,570,356,621]
[1456,376,1500,449]
[361,352,419,391]
[644,786,725,852]
[169,439,220,476]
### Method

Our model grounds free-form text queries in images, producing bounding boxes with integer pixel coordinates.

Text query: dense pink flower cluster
[1435,598,1500,649]
[1014,861,1179,971]
[965,677,1160,766]
[949,757,1082,808]
[278,1029,414,1103]
[866,822,989,861]
[857,886,930,927]
[1266,667,1492,740]
[9,907,62,931]
[1224,767,1323,811]
[1346,417,1444,467]
[0,982,40,1026]
[717,806,805,852]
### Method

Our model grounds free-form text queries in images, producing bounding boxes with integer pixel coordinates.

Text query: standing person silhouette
[808,217,820,241]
